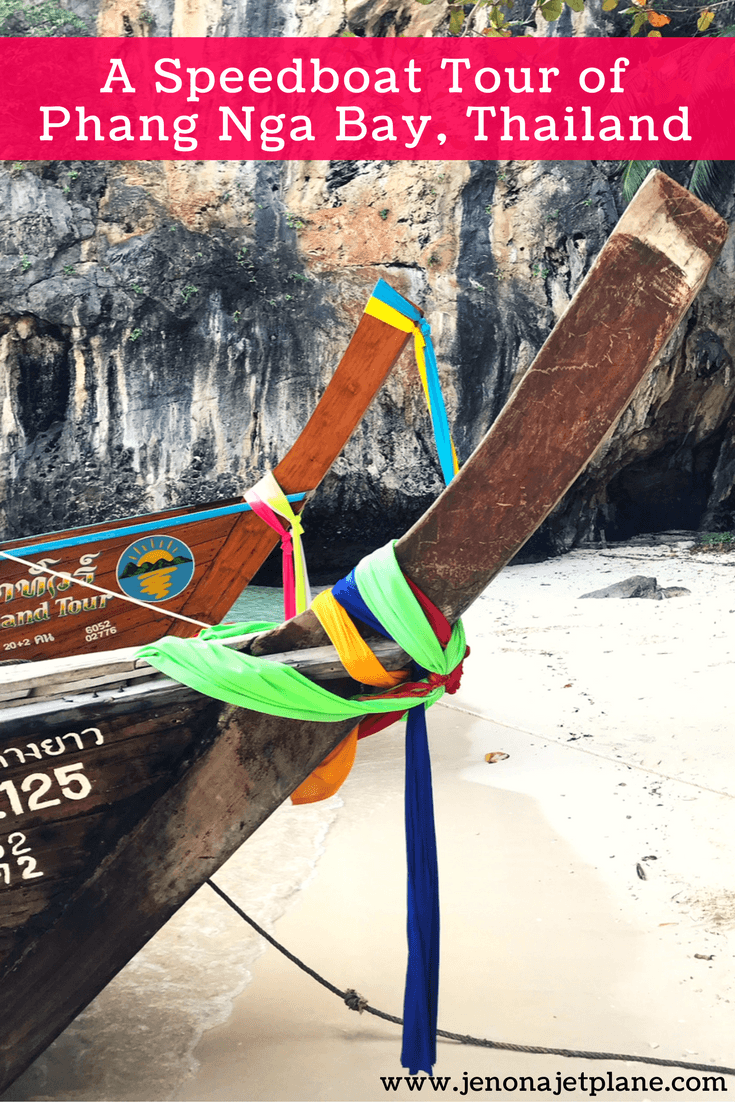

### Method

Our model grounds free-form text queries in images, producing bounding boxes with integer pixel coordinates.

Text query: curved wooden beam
[250,171,727,653]
[0,172,727,1094]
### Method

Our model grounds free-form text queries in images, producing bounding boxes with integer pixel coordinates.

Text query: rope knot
[344,988,368,1014]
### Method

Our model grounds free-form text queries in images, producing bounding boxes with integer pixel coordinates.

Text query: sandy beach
[3,536,734,1101]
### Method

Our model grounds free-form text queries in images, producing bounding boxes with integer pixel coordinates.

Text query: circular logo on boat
[116,535,195,603]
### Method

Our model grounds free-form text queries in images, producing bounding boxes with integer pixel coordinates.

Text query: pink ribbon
[248,495,297,620]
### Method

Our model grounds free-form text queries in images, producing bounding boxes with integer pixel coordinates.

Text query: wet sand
[4,538,734,1100]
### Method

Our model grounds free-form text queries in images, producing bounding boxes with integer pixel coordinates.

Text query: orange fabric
[290,589,408,804]
[290,727,358,804]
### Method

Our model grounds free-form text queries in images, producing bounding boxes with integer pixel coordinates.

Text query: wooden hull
[0,173,727,1094]
[0,292,413,662]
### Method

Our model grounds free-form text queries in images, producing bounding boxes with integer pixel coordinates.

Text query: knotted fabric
[245,470,311,619]
[326,554,468,1076]
[289,588,407,805]
[365,280,459,486]
[138,541,467,1076]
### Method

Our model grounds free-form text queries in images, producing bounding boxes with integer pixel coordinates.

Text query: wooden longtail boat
[0,172,727,1093]
[0,285,416,662]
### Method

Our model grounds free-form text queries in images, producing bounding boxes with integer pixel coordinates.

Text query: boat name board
[0,554,116,640]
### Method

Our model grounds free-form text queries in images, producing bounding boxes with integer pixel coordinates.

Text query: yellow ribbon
[290,588,408,804]
[364,296,459,475]
[245,471,311,615]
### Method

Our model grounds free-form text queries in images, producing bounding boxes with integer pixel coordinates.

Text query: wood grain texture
[0,305,414,661]
[250,171,727,656]
[396,173,727,620]
[174,309,414,629]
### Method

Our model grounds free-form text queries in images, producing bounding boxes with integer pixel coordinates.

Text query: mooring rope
[206,879,735,1078]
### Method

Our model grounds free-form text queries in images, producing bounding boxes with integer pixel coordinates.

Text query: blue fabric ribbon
[332,570,440,1075]
[371,279,457,487]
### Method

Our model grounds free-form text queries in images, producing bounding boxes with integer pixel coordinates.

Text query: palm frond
[622,160,659,205]
[687,161,735,214]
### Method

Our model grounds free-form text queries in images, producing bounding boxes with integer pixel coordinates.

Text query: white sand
[6,538,735,1101]
[172,536,735,1101]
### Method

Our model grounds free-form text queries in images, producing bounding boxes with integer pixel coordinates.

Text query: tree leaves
[630,9,648,33]
[433,0,719,37]
[647,10,670,25]
[622,160,735,217]
[540,0,563,20]
[448,5,465,34]
[687,160,735,213]
[622,161,660,204]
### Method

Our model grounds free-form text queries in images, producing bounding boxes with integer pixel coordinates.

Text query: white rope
[0,550,212,631]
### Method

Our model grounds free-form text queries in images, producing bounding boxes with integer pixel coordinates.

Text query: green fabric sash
[137,542,465,723]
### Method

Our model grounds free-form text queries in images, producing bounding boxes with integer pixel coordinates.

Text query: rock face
[579,576,691,600]
[2,0,735,577]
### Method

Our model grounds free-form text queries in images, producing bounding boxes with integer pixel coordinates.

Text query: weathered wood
[397,172,728,621]
[249,171,728,655]
[0,173,727,1094]
[0,293,414,662]
[0,637,407,709]
[173,304,414,629]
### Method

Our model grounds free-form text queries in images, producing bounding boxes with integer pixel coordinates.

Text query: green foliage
[181,284,198,304]
[285,212,305,230]
[19,255,31,272]
[422,0,722,37]
[700,531,734,545]
[627,8,649,35]
[622,160,659,205]
[129,328,142,342]
[686,160,735,211]
[540,0,562,17]
[448,4,465,33]
[0,0,88,35]
[379,208,390,220]
[622,159,735,215]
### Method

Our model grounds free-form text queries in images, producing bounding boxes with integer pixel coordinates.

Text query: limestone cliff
[2,0,735,576]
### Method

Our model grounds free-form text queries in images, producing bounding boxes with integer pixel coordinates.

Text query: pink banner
[1,36,733,161]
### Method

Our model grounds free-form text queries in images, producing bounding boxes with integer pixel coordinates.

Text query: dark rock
[580,576,691,600]
[691,329,732,379]
[2,9,735,570]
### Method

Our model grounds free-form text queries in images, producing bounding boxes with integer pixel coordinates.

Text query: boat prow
[0,171,728,1094]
